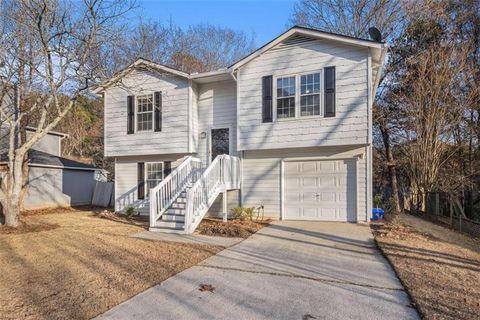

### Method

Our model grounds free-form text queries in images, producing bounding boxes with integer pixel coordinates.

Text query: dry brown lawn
[0,210,222,320]
[372,214,480,320]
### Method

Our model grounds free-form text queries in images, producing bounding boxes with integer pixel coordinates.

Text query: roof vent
[275,34,315,49]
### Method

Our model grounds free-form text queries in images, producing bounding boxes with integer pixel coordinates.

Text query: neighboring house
[0,128,102,210]
[94,26,387,233]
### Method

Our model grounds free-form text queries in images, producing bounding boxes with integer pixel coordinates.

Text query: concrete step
[149,226,185,234]
[154,220,185,229]
[161,214,185,222]
[167,208,185,215]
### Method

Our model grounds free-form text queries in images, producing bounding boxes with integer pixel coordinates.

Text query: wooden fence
[404,192,480,238]
[91,181,114,208]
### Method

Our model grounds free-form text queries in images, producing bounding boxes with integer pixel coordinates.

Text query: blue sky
[136,0,297,46]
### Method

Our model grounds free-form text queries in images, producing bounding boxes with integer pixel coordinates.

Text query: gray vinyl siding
[115,154,187,214]
[196,80,237,166]
[241,145,369,221]
[24,167,96,209]
[104,70,189,157]
[237,38,369,151]
[27,131,62,156]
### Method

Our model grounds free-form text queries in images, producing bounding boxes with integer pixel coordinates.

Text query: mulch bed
[372,213,480,320]
[196,218,271,238]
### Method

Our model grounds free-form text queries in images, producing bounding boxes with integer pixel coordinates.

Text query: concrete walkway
[97,221,419,320]
[132,230,244,247]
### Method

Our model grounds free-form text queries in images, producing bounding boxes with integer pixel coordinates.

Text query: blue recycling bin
[372,208,385,220]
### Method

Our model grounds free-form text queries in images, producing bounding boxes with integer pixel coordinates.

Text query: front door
[211,128,230,162]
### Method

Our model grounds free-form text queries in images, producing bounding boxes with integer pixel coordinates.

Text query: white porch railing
[184,155,241,234]
[149,156,202,227]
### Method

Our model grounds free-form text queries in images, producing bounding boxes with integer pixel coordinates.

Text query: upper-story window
[136,94,153,131]
[300,73,321,116]
[276,76,296,119]
[262,67,335,123]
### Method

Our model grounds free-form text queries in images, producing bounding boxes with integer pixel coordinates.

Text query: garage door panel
[300,161,317,174]
[302,207,319,218]
[284,207,301,218]
[285,192,301,202]
[320,192,336,202]
[301,177,317,188]
[284,159,356,222]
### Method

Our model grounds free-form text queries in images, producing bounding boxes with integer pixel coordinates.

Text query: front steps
[149,190,188,234]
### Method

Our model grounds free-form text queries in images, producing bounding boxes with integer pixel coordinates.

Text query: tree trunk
[380,125,401,212]
[3,200,20,227]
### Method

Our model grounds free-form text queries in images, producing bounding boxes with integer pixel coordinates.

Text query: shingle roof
[1,149,97,170]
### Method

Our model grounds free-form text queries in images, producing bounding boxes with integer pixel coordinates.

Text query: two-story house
[94,26,387,233]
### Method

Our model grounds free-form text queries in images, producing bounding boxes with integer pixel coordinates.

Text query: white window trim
[135,93,154,133]
[299,71,323,118]
[144,161,164,198]
[273,70,325,122]
[275,75,297,120]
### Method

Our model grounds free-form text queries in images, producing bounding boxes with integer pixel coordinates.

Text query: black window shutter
[137,162,145,200]
[163,161,172,177]
[324,67,336,117]
[262,76,273,122]
[154,91,162,132]
[127,95,135,134]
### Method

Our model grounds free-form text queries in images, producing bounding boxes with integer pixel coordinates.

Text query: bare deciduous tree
[290,0,404,38]
[0,0,133,227]
[395,43,473,208]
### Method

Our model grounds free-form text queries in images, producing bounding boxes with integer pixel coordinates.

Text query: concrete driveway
[96,221,419,320]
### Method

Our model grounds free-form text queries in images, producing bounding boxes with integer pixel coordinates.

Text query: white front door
[284,159,356,221]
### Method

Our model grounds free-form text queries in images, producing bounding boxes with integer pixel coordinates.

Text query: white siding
[237,38,369,151]
[104,70,189,157]
[241,146,368,221]
[191,82,199,153]
[207,190,240,218]
[115,154,187,214]
[196,80,237,166]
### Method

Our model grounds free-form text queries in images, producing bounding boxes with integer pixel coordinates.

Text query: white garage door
[284,159,356,221]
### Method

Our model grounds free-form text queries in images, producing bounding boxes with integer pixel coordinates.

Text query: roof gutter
[28,163,100,171]
[372,44,389,98]
[230,70,237,82]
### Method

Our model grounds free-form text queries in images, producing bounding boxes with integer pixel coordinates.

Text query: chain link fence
[403,192,480,238]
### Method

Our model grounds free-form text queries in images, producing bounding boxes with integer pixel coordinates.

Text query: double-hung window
[145,162,163,193]
[300,73,321,116]
[276,76,296,119]
[136,94,153,131]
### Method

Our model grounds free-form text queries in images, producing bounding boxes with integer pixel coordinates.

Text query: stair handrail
[149,156,202,227]
[184,154,241,234]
